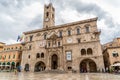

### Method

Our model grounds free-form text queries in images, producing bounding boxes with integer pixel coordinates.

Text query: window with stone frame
[41,53,44,58]
[46,12,49,17]
[68,30,71,36]
[9,55,10,59]
[77,38,81,43]
[86,26,90,33]
[44,34,47,39]
[87,48,93,55]
[30,35,33,41]
[77,28,80,35]
[59,31,62,37]
[28,55,30,59]
[13,55,15,59]
[68,66,72,70]
[29,45,32,50]
[58,41,60,46]
[112,53,119,57]
[48,42,51,47]
[81,49,86,55]
[36,53,40,58]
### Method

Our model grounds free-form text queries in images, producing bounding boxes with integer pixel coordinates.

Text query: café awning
[111,63,120,67]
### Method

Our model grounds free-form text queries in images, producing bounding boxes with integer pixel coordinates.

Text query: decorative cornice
[24,17,98,34]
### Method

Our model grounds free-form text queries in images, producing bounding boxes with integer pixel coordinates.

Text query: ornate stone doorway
[34,61,46,72]
[51,54,58,69]
[80,59,97,73]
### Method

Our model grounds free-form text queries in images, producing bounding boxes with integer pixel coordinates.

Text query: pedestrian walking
[14,68,18,75]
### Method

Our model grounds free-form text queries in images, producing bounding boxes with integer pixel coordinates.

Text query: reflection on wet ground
[0,72,120,80]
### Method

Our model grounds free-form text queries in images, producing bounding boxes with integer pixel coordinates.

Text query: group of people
[14,66,21,75]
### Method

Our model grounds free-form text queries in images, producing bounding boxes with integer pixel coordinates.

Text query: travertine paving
[0,72,120,80]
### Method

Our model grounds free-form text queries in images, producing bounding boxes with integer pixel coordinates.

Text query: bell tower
[43,3,55,28]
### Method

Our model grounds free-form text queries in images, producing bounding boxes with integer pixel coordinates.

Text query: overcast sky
[0,0,120,44]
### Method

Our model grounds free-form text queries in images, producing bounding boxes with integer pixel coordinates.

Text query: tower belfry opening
[43,3,55,29]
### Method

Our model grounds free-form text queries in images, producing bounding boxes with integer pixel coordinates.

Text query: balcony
[93,29,101,34]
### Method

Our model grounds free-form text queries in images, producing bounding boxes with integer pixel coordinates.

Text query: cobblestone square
[0,72,120,80]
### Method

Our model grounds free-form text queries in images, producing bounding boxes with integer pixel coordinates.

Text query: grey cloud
[28,15,43,28]
[0,0,41,43]
[0,0,120,44]
[53,0,119,43]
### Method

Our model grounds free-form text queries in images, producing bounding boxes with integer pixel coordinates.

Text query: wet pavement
[0,72,120,80]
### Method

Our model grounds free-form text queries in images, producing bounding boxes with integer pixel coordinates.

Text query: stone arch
[87,48,93,55]
[34,61,46,72]
[81,49,86,55]
[79,58,97,73]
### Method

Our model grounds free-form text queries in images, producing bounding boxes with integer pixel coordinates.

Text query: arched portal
[34,61,46,72]
[24,64,29,71]
[51,54,58,69]
[80,59,97,73]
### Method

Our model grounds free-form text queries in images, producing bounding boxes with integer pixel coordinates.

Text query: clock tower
[43,3,55,28]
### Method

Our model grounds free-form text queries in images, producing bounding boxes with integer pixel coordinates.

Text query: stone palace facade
[21,3,105,73]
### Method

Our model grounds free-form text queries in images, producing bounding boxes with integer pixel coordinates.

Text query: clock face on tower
[45,18,49,22]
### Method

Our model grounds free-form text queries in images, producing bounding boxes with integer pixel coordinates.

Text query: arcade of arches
[80,59,97,72]
[0,62,20,70]
[34,61,46,72]
[25,54,59,72]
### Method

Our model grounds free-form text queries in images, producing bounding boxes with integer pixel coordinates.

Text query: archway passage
[34,61,46,72]
[51,54,58,69]
[25,64,29,72]
[80,59,97,73]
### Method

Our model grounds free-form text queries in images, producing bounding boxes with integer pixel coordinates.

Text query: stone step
[38,69,66,74]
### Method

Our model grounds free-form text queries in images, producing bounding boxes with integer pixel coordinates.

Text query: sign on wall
[66,51,72,61]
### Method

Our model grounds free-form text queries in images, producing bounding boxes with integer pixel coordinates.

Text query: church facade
[21,3,104,73]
